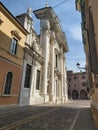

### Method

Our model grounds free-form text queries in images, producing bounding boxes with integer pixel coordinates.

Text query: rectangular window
[10,38,18,55]
[36,70,40,90]
[24,64,31,88]
[55,54,58,68]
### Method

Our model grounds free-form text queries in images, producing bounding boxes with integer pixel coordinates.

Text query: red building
[67,71,89,99]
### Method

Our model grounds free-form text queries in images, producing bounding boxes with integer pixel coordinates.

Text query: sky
[1,0,86,72]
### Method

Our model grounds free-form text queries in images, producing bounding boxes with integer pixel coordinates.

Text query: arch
[4,72,13,94]
[72,90,78,99]
[80,89,88,99]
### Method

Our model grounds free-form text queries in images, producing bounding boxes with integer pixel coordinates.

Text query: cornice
[24,46,44,64]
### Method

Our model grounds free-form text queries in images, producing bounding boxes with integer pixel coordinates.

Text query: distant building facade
[76,0,98,127]
[0,2,28,106]
[67,71,89,99]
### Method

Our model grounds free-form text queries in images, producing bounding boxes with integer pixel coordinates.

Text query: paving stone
[0,100,97,130]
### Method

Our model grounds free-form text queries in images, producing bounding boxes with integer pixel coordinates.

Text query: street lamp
[76,62,86,71]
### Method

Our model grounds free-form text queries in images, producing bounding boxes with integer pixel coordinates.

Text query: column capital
[41,18,50,37]
[32,59,37,66]
[45,30,50,38]
[60,53,63,58]
[50,31,56,44]
[59,48,64,58]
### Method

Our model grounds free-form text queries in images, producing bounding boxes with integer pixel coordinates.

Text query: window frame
[10,37,18,55]
[24,64,32,89]
[55,54,58,68]
[3,72,13,95]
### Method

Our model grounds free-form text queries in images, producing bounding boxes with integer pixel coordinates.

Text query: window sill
[1,94,18,97]
[1,94,11,96]
[9,52,18,58]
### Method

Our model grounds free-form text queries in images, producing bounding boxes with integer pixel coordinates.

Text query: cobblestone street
[0,100,97,130]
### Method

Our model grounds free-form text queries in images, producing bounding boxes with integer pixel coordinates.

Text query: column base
[49,94,56,102]
[61,97,66,104]
[41,94,49,103]
[64,95,68,103]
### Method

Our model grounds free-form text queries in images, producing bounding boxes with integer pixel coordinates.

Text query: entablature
[24,43,44,64]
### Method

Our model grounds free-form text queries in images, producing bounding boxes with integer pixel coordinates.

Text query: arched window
[80,90,87,99]
[4,72,13,94]
[72,90,78,99]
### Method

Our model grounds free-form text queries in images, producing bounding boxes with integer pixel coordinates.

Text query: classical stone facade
[17,6,68,106]
[0,2,28,106]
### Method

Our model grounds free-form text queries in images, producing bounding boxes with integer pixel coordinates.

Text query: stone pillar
[29,59,36,104]
[40,18,50,102]
[58,80,61,98]
[60,48,64,103]
[49,31,55,102]
[19,60,27,106]
[63,57,68,102]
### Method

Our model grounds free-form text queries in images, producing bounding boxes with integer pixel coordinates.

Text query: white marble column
[29,59,36,104]
[63,57,68,102]
[50,31,55,102]
[60,48,64,103]
[58,80,61,98]
[40,19,50,99]
[19,60,27,106]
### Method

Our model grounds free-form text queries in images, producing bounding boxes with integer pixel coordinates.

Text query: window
[4,72,13,95]
[10,38,18,55]
[68,78,71,82]
[36,70,40,90]
[0,18,3,25]
[82,82,86,87]
[74,76,77,80]
[68,85,70,87]
[82,75,85,79]
[55,54,58,68]
[24,64,32,88]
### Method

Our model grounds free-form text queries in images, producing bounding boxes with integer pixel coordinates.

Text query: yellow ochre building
[0,2,28,106]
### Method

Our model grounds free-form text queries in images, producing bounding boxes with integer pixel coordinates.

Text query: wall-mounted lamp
[76,62,86,71]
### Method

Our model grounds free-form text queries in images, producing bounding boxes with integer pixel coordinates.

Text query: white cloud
[64,24,82,42]
[69,25,82,41]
